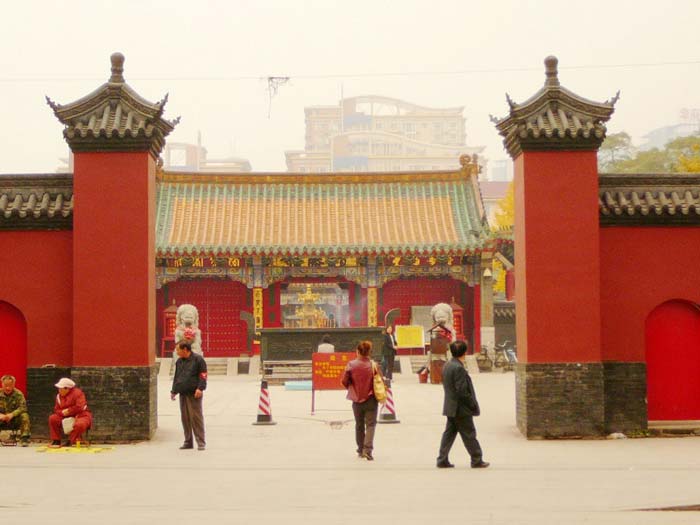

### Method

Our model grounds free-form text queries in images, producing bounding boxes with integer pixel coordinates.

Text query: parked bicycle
[494,340,517,371]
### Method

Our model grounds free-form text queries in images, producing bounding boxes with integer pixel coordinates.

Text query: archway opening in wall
[645,299,700,421]
[157,279,251,357]
[381,276,474,350]
[0,301,28,395]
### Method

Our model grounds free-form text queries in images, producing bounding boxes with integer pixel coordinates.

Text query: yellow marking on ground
[36,445,114,454]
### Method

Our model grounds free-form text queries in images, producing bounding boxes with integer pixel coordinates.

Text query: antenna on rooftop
[265,76,290,118]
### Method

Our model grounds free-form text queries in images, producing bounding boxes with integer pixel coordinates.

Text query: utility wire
[1,60,699,83]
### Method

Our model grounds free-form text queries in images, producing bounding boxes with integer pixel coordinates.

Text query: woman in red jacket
[341,340,378,461]
[48,377,93,447]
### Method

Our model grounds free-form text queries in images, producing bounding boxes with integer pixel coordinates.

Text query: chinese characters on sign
[312,352,354,390]
[160,256,243,268]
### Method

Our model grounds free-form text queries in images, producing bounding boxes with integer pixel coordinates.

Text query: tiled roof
[47,53,178,157]
[155,166,488,257]
[599,173,700,225]
[0,174,73,230]
[493,56,618,158]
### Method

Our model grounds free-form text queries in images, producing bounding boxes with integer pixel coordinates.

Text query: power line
[1,60,698,83]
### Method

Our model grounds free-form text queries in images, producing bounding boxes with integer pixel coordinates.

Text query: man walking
[171,340,208,451]
[436,340,489,469]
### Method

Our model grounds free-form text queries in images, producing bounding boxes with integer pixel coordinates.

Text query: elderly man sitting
[0,375,31,446]
[48,378,93,448]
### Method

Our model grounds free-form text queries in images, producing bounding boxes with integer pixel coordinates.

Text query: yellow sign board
[396,325,425,348]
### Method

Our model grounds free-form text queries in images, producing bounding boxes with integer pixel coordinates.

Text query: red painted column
[72,152,155,366]
[505,270,515,301]
[494,56,616,437]
[47,52,176,440]
[514,151,601,364]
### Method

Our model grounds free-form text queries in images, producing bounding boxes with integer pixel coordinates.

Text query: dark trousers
[437,414,483,465]
[179,394,205,447]
[0,412,31,438]
[0,413,30,438]
[381,354,395,380]
[352,397,378,454]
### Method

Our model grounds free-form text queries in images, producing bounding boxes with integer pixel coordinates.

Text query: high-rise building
[285,95,484,172]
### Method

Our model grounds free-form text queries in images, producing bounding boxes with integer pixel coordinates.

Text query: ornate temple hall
[154,157,498,357]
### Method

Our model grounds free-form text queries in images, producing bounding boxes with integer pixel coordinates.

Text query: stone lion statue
[174,304,203,355]
[430,302,455,342]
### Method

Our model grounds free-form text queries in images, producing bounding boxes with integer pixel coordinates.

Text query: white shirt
[317,343,335,353]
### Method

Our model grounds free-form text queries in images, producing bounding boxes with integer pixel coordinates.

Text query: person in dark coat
[171,340,208,451]
[436,340,489,469]
[381,325,397,379]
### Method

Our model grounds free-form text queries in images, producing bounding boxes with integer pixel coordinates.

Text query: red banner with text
[312,352,355,390]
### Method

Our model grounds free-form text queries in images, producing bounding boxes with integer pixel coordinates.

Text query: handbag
[372,362,387,404]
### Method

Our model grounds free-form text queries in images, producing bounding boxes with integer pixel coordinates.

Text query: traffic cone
[378,379,400,424]
[252,380,277,425]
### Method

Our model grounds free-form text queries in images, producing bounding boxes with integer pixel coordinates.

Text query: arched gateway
[0,301,28,394]
[646,300,700,421]
[3,53,698,441]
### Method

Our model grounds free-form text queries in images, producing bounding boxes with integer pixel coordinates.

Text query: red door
[0,301,28,395]
[645,300,700,420]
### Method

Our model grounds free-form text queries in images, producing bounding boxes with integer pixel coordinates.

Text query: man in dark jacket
[171,340,208,451]
[436,340,489,469]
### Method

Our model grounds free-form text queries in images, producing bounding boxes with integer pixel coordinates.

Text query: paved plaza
[1,369,699,524]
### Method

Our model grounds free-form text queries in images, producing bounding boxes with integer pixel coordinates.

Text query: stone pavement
[1,370,699,524]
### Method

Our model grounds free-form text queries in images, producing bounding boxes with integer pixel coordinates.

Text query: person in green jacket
[0,375,31,446]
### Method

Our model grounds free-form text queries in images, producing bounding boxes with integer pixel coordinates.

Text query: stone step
[409,356,429,373]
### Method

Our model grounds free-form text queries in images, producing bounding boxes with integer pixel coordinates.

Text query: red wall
[0,231,73,369]
[600,227,700,362]
[72,152,155,366]
[515,151,601,363]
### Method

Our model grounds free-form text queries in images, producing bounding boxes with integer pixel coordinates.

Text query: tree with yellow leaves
[493,181,515,230]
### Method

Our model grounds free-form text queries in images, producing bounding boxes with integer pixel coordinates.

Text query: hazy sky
[2,0,699,173]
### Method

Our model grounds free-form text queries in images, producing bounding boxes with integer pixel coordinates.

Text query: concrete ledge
[649,420,700,431]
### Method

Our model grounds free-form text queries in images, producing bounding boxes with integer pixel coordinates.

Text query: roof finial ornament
[544,55,559,87]
[109,52,125,83]
[607,90,621,106]
[459,154,481,177]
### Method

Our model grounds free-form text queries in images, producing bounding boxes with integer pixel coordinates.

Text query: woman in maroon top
[341,340,378,460]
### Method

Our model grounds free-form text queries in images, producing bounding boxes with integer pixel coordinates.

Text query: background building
[164,140,251,172]
[285,95,484,173]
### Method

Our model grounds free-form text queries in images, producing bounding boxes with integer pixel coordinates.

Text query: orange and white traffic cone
[252,380,277,425]
[378,379,400,424]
